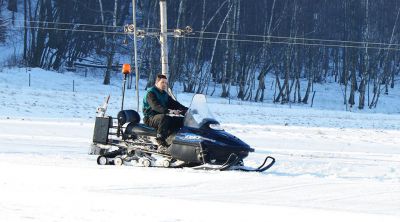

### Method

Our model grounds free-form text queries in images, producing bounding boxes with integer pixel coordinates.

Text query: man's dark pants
[144,114,184,140]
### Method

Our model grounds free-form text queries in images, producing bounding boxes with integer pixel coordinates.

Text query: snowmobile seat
[125,123,157,137]
[117,110,141,125]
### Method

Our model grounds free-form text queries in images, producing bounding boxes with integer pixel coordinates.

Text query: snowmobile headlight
[209,123,223,131]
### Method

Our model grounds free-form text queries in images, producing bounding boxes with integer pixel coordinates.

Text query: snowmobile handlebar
[168,109,185,117]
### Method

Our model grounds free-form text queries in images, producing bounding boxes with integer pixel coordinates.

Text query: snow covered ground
[0,68,400,221]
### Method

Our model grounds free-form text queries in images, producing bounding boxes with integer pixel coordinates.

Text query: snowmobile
[90,65,275,172]
[90,93,275,172]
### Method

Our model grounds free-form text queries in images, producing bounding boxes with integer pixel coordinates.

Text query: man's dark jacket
[142,86,187,118]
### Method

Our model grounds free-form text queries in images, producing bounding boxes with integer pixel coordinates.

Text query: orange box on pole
[122,64,131,75]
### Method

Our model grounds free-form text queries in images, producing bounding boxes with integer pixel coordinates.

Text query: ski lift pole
[132,0,140,113]
[160,0,169,79]
[125,0,193,102]
[160,0,177,101]
[121,64,131,111]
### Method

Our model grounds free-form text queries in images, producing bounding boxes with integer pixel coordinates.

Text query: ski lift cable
[188,31,400,48]
[9,19,161,31]
[179,36,400,51]
[12,19,126,29]
[4,24,400,51]
[6,19,400,48]
[156,27,400,48]
[4,25,140,35]
[4,20,400,48]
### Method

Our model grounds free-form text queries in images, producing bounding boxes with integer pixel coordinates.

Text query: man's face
[156,78,168,91]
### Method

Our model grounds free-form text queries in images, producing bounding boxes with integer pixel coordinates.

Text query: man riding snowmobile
[90,66,275,171]
[142,74,188,150]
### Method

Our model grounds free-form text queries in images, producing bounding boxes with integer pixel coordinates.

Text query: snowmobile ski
[232,156,276,172]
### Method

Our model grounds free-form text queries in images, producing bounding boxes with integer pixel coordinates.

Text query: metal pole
[132,0,140,112]
[121,75,127,111]
[159,0,177,100]
[160,0,169,78]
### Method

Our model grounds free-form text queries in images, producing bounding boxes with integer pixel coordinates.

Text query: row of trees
[139,0,400,109]
[2,0,400,109]
[3,0,132,84]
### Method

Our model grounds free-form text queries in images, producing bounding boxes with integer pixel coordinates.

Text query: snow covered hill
[0,68,399,221]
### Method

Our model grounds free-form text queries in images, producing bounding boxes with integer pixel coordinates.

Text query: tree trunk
[31,0,50,68]
[302,61,312,105]
[348,70,356,107]
[23,0,28,61]
[370,6,400,108]
[101,0,118,85]
[221,0,232,98]
[358,0,369,109]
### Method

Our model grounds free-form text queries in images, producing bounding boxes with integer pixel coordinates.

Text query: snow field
[0,68,400,221]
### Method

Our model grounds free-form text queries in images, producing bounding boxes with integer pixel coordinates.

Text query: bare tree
[358,0,369,109]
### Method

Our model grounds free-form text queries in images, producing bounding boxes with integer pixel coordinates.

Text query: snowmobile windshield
[183,94,223,130]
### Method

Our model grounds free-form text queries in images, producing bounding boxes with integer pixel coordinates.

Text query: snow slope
[0,68,399,221]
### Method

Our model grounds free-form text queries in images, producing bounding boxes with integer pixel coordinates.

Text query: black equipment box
[93,116,112,144]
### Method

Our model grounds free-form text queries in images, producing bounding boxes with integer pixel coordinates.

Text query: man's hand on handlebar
[168,109,182,116]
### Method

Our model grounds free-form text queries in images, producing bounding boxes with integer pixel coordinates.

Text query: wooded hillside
[1,0,400,109]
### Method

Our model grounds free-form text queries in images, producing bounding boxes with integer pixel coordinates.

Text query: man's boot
[156,134,168,153]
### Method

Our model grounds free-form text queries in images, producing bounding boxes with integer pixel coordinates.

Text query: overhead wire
[5,19,400,49]
[5,25,130,35]
[5,19,400,48]
[190,30,400,48]
[157,27,400,48]
[8,19,161,31]
[179,36,400,51]
[3,22,400,51]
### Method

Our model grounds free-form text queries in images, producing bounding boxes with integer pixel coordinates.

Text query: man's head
[155,74,168,91]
